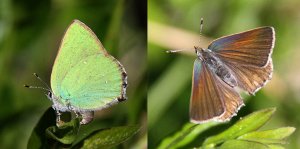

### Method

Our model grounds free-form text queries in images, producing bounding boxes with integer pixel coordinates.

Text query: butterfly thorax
[46,91,69,112]
[196,48,238,87]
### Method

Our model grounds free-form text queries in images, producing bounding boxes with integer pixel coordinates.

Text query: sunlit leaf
[268,145,285,149]
[81,125,140,149]
[220,140,269,149]
[203,108,276,146]
[158,122,219,149]
[238,127,295,144]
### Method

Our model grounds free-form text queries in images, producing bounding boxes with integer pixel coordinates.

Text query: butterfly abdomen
[200,49,237,87]
[215,65,237,87]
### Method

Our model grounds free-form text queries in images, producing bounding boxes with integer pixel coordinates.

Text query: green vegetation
[158,108,295,149]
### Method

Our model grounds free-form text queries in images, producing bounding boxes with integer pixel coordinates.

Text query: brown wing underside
[190,59,244,123]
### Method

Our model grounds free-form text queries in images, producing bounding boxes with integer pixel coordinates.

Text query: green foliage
[158,108,295,149]
[45,118,81,145]
[80,126,140,149]
[203,108,276,146]
[238,127,295,144]
[219,140,268,149]
[158,122,219,149]
[27,108,140,148]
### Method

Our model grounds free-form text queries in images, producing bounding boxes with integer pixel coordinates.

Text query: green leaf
[203,108,276,147]
[27,107,58,148]
[46,117,80,144]
[158,122,219,149]
[239,127,295,140]
[27,107,76,148]
[220,140,269,149]
[80,125,140,149]
[268,145,285,149]
[238,127,295,144]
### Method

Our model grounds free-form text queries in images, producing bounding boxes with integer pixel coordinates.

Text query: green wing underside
[50,20,125,110]
[56,54,123,109]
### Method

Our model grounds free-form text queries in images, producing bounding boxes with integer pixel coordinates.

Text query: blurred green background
[0,0,146,148]
[148,0,300,148]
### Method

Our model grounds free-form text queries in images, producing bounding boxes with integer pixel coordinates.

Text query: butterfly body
[190,27,275,123]
[196,48,238,87]
[46,92,68,112]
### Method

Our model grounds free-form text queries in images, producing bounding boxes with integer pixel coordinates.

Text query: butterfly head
[46,91,56,101]
[194,46,205,60]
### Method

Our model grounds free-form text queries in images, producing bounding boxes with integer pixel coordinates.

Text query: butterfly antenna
[166,18,204,54]
[166,49,185,53]
[24,84,50,92]
[199,17,204,44]
[32,73,51,90]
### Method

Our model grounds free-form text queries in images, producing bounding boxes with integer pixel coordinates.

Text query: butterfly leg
[51,104,63,126]
[65,99,79,117]
[55,110,64,127]
[65,99,72,110]
[74,111,80,118]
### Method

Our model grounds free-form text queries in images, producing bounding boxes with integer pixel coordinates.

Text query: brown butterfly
[189,24,275,123]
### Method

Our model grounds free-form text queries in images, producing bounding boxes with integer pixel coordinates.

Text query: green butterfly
[27,20,127,125]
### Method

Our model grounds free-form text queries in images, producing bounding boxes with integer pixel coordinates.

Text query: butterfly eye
[194,47,200,54]
[123,82,128,88]
[47,92,53,99]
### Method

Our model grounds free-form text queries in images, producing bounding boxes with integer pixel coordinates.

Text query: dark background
[148,0,300,148]
[0,0,147,148]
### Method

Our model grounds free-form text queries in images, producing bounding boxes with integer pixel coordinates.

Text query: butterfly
[25,20,127,125]
[189,23,274,123]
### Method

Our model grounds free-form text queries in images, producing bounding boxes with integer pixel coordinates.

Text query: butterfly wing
[190,59,243,123]
[226,59,273,94]
[209,27,274,94]
[209,27,274,67]
[51,20,127,111]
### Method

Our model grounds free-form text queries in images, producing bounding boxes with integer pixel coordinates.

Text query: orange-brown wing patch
[209,27,274,67]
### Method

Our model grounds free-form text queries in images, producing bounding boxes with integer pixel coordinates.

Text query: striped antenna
[24,84,50,92]
[32,73,51,90]
[200,18,204,34]
[167,18,205,54]
[199,18,204,44]
[24,73,51,92]
[166,49,185,53]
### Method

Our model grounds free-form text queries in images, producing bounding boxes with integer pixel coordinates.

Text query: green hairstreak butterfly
[169,19,274,123]
[26,20,127,125]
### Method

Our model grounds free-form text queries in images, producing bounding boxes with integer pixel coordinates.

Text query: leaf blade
[158,122,219,149]
[81,125,140,149]
[203,108,276,146]
[220,140,269,149]
[46,118,80,145]
[238,127,296,144]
